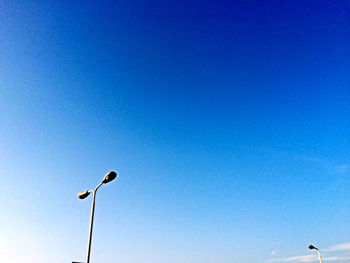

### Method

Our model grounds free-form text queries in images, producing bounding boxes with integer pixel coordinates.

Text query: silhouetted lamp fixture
[308,244,323,263]
[77,171,117,263]
[308,245,317,250]
[77,191,91,199]
[103,171,117,184]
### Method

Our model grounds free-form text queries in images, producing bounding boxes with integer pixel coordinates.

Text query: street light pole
[77,171,117,263]
[308,245,323,263]
[86,186,98,263]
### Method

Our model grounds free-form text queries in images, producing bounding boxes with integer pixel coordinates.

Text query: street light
[308,244,323,263]
[77,171,117,263]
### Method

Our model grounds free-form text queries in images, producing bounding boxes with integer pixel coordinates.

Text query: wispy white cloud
[323,256,350,261]
[272,255,350,262]
[276,254,316,262]
[326,242,350,252]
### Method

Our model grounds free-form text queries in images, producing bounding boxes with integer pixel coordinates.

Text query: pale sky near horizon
[0,1,349,263]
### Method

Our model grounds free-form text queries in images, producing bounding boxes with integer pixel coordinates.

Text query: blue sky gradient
[0,1,349,262]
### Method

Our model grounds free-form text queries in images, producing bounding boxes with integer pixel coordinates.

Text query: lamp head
[77,191,91,199]
[308,245,318,250]
[102,171,117,184]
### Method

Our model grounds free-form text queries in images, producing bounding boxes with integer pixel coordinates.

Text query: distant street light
[308,245,323,263]
[77,171,117,263]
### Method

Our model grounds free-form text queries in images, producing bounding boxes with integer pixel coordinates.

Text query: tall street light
[77,171,117,263]
[308,245,323,263]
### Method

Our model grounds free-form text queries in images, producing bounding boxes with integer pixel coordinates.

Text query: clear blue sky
[0,1,349,263]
